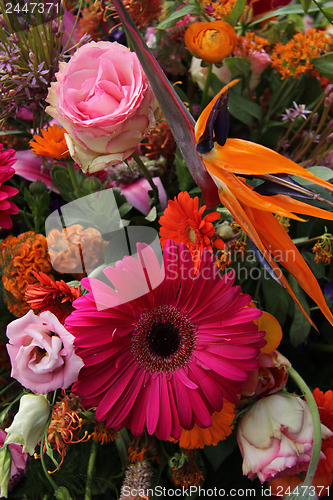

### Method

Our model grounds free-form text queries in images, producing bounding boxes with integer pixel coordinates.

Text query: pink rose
[6,310,84,394]
[46,41,159,173]
[237,393,333,483]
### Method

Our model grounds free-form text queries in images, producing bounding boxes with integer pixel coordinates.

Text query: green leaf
[288,275,312,347]
[250,1,333,24]
[228,87,263,126]
[262,276,291,326]
[312,53,333,80]
[300,0,312,13]
[156,1,203,30]
[323,6,333,21]
[226,0,246,26]
[224,56,251,79]
[203,433,237,472]
[301,250,326,280]
[175,148,194,191]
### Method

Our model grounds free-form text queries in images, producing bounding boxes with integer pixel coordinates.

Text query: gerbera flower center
[132,305,197,373]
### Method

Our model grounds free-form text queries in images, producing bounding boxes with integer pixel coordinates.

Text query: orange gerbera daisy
[171,398,236,449]
[159,191,224,271]
[25,271,81,324]
[30,124,70,160]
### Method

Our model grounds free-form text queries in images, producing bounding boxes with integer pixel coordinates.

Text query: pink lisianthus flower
[6,310,84,394]
[0,144,19,229]
[46,41,159,174]
[66,239,266,441]
[0,429,28,498]
[237,393,333,483]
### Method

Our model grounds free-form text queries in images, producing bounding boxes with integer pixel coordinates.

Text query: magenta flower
[6,310,84,394]
[66,240,266,440]
[0,144,19,229]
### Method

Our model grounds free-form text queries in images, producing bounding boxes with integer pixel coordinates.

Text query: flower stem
[131,151,160,209]
[288,366,322,493]
[67,159,81,198]
[84,440,99,500]
[201,63,213,112]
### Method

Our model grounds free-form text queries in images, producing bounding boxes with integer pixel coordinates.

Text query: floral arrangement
[0,0,333,498]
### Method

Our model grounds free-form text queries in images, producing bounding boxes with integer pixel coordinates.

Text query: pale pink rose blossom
[6,310,84,394]
[46,41,159,173]
[237,393,333,483]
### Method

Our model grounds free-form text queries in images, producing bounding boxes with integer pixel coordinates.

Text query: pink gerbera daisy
[66,240,266,441]
[0,144,19,229]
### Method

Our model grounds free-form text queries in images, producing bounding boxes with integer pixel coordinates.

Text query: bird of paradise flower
[111,0,333,327]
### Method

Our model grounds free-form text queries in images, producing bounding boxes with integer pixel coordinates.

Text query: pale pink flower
[6,310,84,394]
[241,350,290,400]
[0,429,28,497]
[237,393,333,483]
[120,176,167,215]
[46,41,159,173]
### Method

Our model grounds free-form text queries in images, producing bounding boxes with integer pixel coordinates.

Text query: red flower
[25,272,81,324]
[247,0,293,19]
[0,144,19,229]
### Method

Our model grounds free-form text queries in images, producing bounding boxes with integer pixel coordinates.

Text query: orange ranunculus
[184,21,237,64]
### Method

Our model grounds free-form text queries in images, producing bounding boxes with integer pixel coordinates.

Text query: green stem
[311,0,333,25]
[200,63,213,112]
[67,160,81,198]
[84,440,99,500]
[63,0,84,53]
[288,367,322,494]
[40,435,59,493]
[131,151,160,208]
[309,342,333,353]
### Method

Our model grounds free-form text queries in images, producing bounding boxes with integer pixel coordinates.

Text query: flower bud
[0,446,12,498]
[5,395,50,455]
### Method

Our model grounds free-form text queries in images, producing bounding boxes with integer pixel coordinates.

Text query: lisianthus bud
[5,394,50,455]
[46,41,159,173]
[237,393,333,483]
[0,446,12,498]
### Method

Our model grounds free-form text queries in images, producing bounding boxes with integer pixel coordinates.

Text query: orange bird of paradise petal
[195,82,333,327]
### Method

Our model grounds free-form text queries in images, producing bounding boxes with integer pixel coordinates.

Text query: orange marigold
[30,124,70,160]
[159,191,225,271]
[0,232,52,317]
[46,224,108,279]
[271,29,333,79]
[25,271,81,324]
[170,398,236,449]
[184,20,237,64]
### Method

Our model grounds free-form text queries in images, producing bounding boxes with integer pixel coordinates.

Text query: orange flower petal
[257,311,283,353]
[185,21,237,64]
